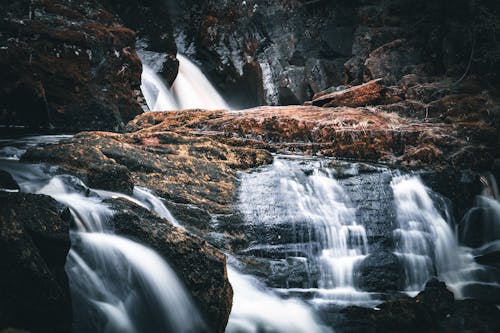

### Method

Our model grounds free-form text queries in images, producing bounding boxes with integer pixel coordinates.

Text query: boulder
[0,192,72,332]
[312,79,386,107]
[363,39,427,85]
[106,198,233,333]
[0,170,19,191]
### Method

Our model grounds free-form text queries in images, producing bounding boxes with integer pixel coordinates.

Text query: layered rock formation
[125,99,497,171]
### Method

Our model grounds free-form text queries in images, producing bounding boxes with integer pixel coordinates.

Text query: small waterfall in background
[0,137,205,333]
[140,52,230,111]
[238,158,372,306]
[171,54,230,110]
[458,173,500,302]
[391,175,485,297]
[461,174,500,247]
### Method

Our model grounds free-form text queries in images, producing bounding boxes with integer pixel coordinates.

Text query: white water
[68,233,204,333]
[239,158,371,305]
[140,54,230,111]
[172,55,230,110]
[391,175,478,296]
[141,64,179,111]
[94,186,180,227]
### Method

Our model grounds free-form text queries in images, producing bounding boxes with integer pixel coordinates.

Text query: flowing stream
[0,137,205,333]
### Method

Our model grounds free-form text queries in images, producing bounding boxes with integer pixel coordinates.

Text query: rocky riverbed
[1,0,500,332]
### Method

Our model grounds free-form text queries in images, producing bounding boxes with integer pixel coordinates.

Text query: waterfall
[461,174,500,247]
[140,54,230,111]
[0,138,205,333]
[238,157,372,305]
[141,64,179,111]
[391,175,478,296]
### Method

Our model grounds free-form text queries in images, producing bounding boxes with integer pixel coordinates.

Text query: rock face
[0,0,143,130]
[337,278,500,333]
[105,0,179,85]
[107,198,233,333]
[0,191,73,332]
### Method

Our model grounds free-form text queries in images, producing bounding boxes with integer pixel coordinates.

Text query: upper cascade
[140,54,230,111]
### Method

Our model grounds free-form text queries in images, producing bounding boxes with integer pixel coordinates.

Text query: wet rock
[106,198,232,333]
[170,0,355,106]
[0,0,143,130]
[238,255,317,289]
[86,164,134,195]
[170,0,499,108]
[105,0,179,85]
[0,170,19,191]
[363,39,427,85]
[21,133,135,195]
[415,278,454,316]
[339,278,500,333]
[0,192,72,332]
[357,251,404,292]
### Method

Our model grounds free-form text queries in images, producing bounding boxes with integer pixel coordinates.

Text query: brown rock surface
[126,103,497,170]
[22,130,272,215]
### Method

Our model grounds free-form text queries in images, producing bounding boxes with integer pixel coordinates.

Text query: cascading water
[141,64,179,111]
[140,52,230,111]
[391,175,480,296]
[171,54,230,110]
[0,137,205,333]
[238,157,372,306]
[461,174,500,247]
[457,174,500,302]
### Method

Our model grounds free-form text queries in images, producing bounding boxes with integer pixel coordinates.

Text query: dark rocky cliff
[169,0,500,108]
[0,0,143,131]
[2,0,499,127]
